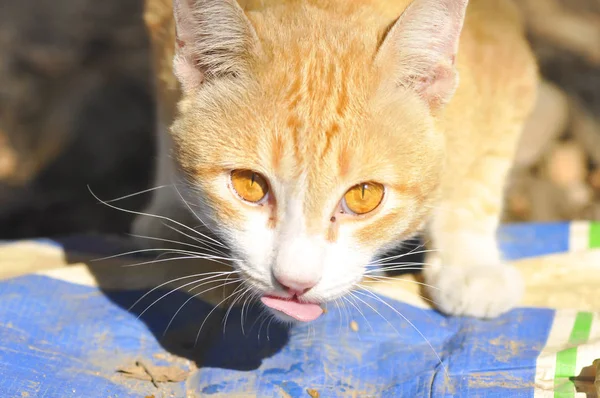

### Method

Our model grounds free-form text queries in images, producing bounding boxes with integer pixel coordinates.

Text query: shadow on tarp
[54,233,425,371]
[55,234,290,371]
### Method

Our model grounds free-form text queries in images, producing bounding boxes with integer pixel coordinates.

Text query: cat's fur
[135,0,538,319]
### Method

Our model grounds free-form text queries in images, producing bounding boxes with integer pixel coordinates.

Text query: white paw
[424,262,524,319]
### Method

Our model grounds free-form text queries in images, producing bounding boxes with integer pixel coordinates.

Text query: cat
[134,0,538,322]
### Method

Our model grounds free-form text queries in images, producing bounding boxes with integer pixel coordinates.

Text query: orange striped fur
[135,0,538,320]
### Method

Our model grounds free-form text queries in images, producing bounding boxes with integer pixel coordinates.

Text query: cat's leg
[424,143,524,318]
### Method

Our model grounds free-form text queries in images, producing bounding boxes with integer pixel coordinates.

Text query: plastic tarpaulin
[0,222,599,397]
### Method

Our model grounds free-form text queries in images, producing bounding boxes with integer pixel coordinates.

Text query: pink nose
[275,276,317,297]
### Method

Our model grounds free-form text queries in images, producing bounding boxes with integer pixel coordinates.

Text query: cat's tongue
[261,296,323,322]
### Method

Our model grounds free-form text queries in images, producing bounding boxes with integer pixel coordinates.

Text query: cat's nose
[275,276,317,297]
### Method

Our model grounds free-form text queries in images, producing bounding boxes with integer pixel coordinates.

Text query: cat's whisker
[88,186,228,249]
[266,317,275,341]
[173,183,228,250]
[358,282,441,308]
[163,223,229,253]
[341,297,353,336]
[221,286,243,334]
[242,289,261,334]
[128,270,239,312]
[162,276,241,336]
[139,276,240,321]
[247,308,265,339]
[128,233,228,257]
[364,267,426,275]
[240,291,254,336]
[93,247,229,262]
[333,299,344,337]
[157,224,229,256]
[365,263,432,274]
[223,284,250,334]
[194,286,245,346]
[121,254,234,269]
[152,250,197,263]
[371,249,438,265]
[363,275,441,291]
[348,291,399,336]
[102,185,171,204]
[353,287,447,377]
[342,295,373,333]
[257,312,270,341]
[370,260,434,268]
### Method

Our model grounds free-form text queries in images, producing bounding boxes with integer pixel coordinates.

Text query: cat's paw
[424,262,524,319]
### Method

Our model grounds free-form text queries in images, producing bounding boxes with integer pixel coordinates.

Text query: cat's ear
[173,0,261,91]
[375,0,469,110]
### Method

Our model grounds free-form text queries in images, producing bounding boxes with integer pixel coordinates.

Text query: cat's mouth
[260,295,324,322]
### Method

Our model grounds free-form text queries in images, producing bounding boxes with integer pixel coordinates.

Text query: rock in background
[0,0,155,238]
[507,0,600,222]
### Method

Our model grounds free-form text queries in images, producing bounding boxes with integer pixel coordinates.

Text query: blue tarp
[0,222,594,397]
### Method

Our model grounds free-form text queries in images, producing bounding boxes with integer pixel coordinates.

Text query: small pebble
[306,389,320,398]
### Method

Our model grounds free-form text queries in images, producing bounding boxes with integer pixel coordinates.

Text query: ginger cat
[134,0,538,322]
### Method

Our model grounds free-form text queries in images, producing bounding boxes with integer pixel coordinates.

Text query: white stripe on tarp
[569,221,590,253]
[574,313,600,391]
[534,310,578,397]
[38,265,99,287]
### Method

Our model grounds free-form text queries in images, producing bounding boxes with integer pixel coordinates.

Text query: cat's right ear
[375,0,469,111]
[173,0,262,92]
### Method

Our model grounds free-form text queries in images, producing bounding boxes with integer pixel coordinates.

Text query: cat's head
[170,0,468,322]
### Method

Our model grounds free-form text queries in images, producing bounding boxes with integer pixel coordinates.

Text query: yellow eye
[230,170,270,203]
[342,182,385,215]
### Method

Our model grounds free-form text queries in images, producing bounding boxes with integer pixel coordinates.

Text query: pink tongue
[261,296,323,322]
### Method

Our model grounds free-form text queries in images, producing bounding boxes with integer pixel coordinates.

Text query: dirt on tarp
[116,360,190,386]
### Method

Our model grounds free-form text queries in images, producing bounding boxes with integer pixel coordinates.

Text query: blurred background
[0,0,599,240]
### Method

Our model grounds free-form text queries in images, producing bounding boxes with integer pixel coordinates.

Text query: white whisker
[266,317,275,341]
[87,186,228,249]
[121,254,234,269]
[93,247,232,262]
[128,233,228,257]
[222,284,250,334]
[342,295,373,333]
[162,277,241,336]
[128,271,238,311]
[348,291,400,335]
[371,249,437,266]
[138,277,239,320]
[163,223,229,253]
[365,267,426,275]
[194,287,244,346]
[354,288,447,377]
[173,183,227,249]
[364,275,440,291]
[103,185,170,203]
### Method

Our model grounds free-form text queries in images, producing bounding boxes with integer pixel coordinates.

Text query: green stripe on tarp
[590,222,600,249]
[554,312,594,398]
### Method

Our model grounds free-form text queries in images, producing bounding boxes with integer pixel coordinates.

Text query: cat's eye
[230,170,270,204]
[341,182,385,215]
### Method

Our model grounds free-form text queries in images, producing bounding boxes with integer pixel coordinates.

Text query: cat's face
[170,0,466,321]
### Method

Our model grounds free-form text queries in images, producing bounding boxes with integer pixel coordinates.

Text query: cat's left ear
[375,0,469,111]
[173,0,262,92]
